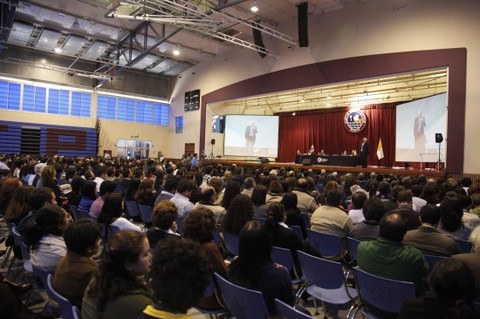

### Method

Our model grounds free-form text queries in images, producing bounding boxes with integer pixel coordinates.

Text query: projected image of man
[414,110,426,153]
[245,121,258,152]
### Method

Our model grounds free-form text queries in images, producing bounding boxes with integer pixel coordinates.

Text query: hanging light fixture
[72,17,80,29]
[250,0,259,13]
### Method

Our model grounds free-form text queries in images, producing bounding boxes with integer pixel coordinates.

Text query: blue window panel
[154,103,169,126]
[97,95,108,119]
[80,93,91,117]
[143,101,153,124]
[8,83,21,110]
[97,95,115,120]
[48,89,59,114]
[117,98,135,122]
[71,92,81,116]
[58,90,69,115]
[136,101,145,123]
[35,87,46,113]
[0,81,7,109]
[23,85,35,112]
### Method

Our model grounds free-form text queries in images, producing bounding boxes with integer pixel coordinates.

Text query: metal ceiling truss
[0,0,18,54]
[106,0,299,58]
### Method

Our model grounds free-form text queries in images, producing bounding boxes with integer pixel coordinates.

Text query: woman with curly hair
[222,194,253,235]
[183,207,227,310]
[138,238,210,319]
[5,185,34,225]
[82,230,152,319]
[39,165,63,204]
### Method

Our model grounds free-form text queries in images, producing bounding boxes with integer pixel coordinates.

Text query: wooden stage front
[204,159,449,179]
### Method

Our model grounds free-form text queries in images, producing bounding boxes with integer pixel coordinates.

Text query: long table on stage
[295,154,361,166]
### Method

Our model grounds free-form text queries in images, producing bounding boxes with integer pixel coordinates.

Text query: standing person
[244,121,258,152]
[360,137,369,168]
[414,110,426,154]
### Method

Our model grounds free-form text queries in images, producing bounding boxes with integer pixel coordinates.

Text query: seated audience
[266,180,284,204]
[292,178,319,213]
[281,192,307,239]
[193,186,226,224]
[53,219,101,308]
[348,190,368,224]
[24,205,71,272]
[16,187,57,235]
[78,181,97,213]
[228,221,294,316]
[399,258,478,319]
[153,176,177,206]
[137,238,210,319]
[350,197,386,241]
[97,194,142,233]
[183,207,227,310]
[390,190,421,230]
[453,225,480,299]
[82,230,152,319]
[135,179,157,207]
[357,213,428,299]
[146,201,180,249]
[403,204,461,256]
[241,176,256,197]
[170,179,196,218]
[222,194,254,235]
[89,180,116,218]
[439,191,472,240]
[251,185,268,218]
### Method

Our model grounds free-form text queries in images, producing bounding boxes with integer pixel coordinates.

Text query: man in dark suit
[244,121,258,152]
[360,137,369,168]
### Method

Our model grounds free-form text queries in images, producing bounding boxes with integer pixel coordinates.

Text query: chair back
[291,225,304,240]
[223,232,239,256]
[306,229,342,258]
[46,274,80,319]
[423,254,447,277]
[176,217,184,235]
[301,213,311,229]
[297,250,345,290]
[347,237,361,261]
[69,205,78,220]
[455,239,473,253]
[253,216,267,224]
[353,267,415,315]
[125,200,140,218]
[32,264,54,298]
[275,298,314,319]
[213,273,270,319]
[76,209,93,220]
[271,246,302,283]
[11,225,32,271]
[138,204,153,223]
[213,227,221,246]
[100,224,122,240]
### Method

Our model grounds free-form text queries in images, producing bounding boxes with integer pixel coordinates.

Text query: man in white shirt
[170,179,195,218]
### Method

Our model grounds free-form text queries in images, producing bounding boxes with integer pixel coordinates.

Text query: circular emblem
[344,110,367,133]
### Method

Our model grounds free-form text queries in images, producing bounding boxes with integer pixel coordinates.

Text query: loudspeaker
[211,138,215,145]
[259,157,270,164]
[435,133,443,143]
[252,22,267,58]
[301,158,311,165]
[297,2,309,47]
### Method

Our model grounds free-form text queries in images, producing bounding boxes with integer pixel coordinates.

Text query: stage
[204,159,447,179]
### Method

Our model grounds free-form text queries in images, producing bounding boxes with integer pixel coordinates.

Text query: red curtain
[277,103,397,167]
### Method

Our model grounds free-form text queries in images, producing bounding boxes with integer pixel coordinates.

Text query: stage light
[251,1,259,12]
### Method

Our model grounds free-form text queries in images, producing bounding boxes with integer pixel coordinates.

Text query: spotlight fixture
[72,18,80,29]
[54,47,62,53]
[250,1,259,12]
[173,47,180,56]
[292,111,296,116]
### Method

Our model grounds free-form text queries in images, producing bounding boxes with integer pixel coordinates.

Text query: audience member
[292,178,319,213]
[53,219,101,308]
[89,180,116,218]
[439,191,472,240]
[348,190,368,225]
[222,194,254,235]
[403,204,461,256]
[453,225,480,299]
[193,185,226,224]
[82,230,152,319]
[350,197,386,241]
[153,175,177,206]
[146,200,180,249]
[135,179,157,207]
[251,184,268,218]
[266,180,284,204]
[183,207,227,310]
[98,194,142,233]
[78,181,97,213]
[228,221,294,315]
[24,205,71,272]
[399,258,478,319]
[390,190,420,230]
[170,179,195,218]
[137,238,210,319]
[357,213,428,299]
[281,192,307,239]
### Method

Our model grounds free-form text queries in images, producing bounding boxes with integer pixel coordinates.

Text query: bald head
[380,213,407,242]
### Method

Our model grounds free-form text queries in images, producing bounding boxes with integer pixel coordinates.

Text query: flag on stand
[376,138,384,160]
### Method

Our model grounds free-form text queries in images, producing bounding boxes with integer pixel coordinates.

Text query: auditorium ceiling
[1,0,447,112]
